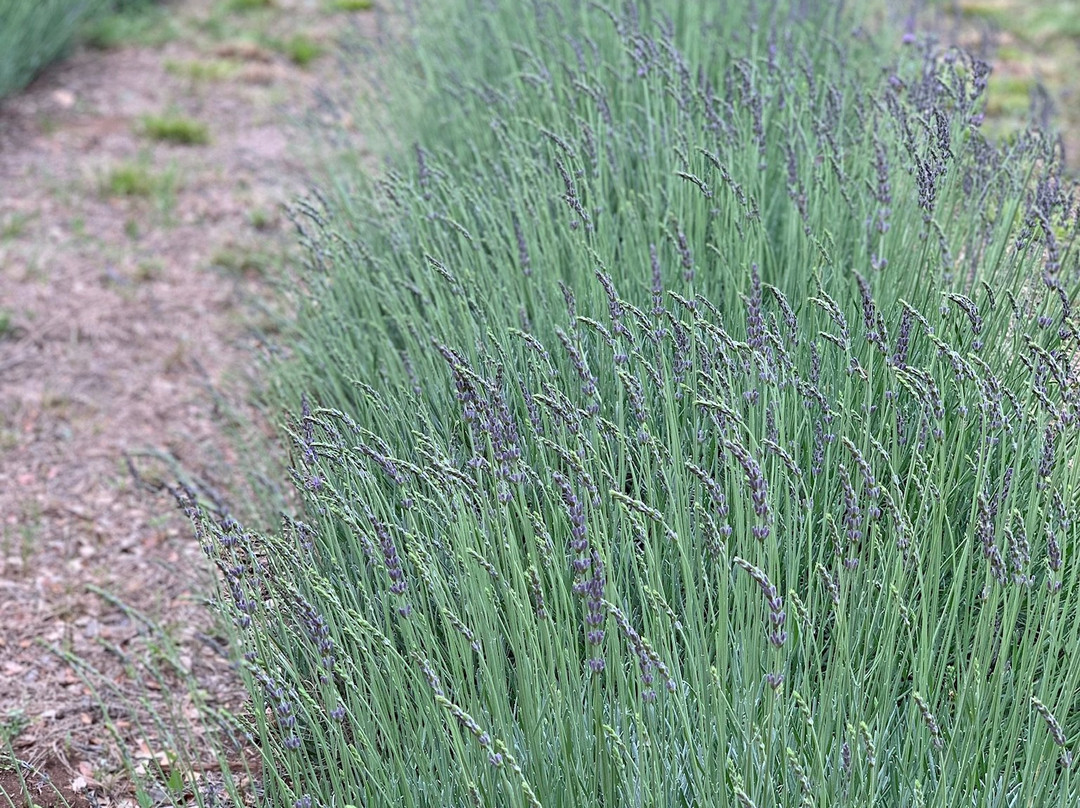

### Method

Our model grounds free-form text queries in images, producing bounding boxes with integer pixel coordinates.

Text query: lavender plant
[0,0,107,97]
[190,0,1080,805]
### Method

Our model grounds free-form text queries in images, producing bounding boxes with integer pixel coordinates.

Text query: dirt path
[0,2,375,804]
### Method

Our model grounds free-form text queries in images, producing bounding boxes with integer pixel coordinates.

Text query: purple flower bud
[649,244,665,318]
[734,557,786,647]
[893,308,913,368]
[745,264,764,350]
[675,227,694,283]
[513,213,531,277]
[724,439,770,537]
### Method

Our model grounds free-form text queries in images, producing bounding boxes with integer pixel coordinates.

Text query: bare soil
[0,1,376,804]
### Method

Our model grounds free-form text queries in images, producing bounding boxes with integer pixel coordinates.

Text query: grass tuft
[103,163,157,197]
[280,34,323,67]
[141,114,210,145]
[227,0,274,11]
[82,3,176,50]
[210,245,276,278]
[164,58,240,82]
[100,158,178,214]
[329,0,374,10]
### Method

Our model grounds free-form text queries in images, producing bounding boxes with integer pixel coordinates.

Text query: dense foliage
[188,0,1080,805]
[0,0,163,97]
[0,0,101,96]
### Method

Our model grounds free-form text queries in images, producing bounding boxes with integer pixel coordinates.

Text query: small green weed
[101,159,178,214]
[0,428,16,452]
[164,58,240,82]
[210,246,275,277]
[134,259,163,282]
[0,310,12,339]
[0,711,28,744]
[281,34,323,67]
[141,114,210,146]
[82,4,176,50]
[967,0,1080,41]
[985,74,1037,116]
[0,212,34,240]
[228,0,274,10]
[103,163,156,197]
[248,208,275,231]
[329,0,374,9]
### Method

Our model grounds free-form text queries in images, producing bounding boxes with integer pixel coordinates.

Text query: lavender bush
[0,0,107,97]
[188,0,1079,805]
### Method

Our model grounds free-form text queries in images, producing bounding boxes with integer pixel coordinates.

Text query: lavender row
[186,0,1080,806]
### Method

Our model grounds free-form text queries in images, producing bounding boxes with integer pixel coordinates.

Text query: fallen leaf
[77,761,102,786]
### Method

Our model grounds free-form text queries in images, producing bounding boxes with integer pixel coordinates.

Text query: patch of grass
[956,0,1080,41]
[37,114,59,135]
[141,114,210,146]
[0,309,12,339]
[0,212,34,240]
[103,163,157,197]
[329,0,374,10]
[0,711,28,745]
[227,0,274,11]
[100,158,179,214]
[49,585,264,808]
[164,58,240,82]
[985,73,1037,116]
[210,245,275,278]
[134,258,163,282]
[0,428,17,452]
[1023,2,1080,39]
[956,0,1010,24]
[279,34,323,67]
[81,3,176,50]
[248,208,275,231]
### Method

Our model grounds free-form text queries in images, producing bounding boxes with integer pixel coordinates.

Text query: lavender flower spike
[733,557,787,647]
